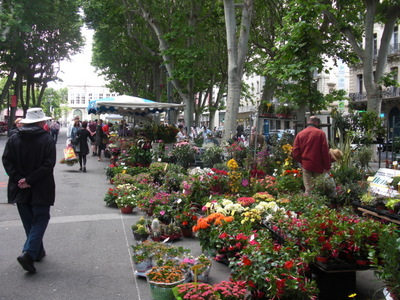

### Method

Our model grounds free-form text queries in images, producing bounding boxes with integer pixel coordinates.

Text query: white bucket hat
[20,107,51,124]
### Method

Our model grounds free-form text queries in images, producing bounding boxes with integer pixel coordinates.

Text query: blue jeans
[17,203,50,260]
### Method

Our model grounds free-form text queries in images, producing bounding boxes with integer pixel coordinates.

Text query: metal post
[253,100,260,161]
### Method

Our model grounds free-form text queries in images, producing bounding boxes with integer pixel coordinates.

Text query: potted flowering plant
[132,217,151,241]
[170,141,198,168]
[230,231,318,299]
[175,204,198,237]
[206,168,229,194]
[138,191,171,217]
[103,187,118,207]
[192,212,235,253]
[131,241,161,274]
[146,265,186,299]
[213,281,247,300]
[190,254,212,283]
[127,140,152,167]
[105,164,124,181]
[172,282,218,300]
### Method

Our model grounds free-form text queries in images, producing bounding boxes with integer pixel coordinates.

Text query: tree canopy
[0,0,83,116]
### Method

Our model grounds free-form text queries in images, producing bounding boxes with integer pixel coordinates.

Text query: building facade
[63,84,119,123]
[348,23,400,137]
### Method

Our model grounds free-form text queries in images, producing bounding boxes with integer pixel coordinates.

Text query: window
[276,120,281,130]
[76,94,80,105]
[392,26,398,52]
[373,33,377,57]
[357,74,363,94]
[270,120,275,130]
[391,67,399,83]
[284,120,290,130]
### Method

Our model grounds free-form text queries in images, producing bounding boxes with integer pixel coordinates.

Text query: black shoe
[17,251,36,273]
[83,167,86,173]
[79,167,82,171]
[35,249,46,262]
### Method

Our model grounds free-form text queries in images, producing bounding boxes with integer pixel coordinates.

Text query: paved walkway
[0,128,229,300]
[0,129,385,300]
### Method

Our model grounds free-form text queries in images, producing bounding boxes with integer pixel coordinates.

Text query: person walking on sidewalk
[292,116,331,194]
[2,107,56,274]
[75,121,95,172]
[50,120,60,143]
[95,119,107,161]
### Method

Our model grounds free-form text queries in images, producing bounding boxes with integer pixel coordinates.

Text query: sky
[50,27,105,89]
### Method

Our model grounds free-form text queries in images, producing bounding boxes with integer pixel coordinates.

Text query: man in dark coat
[2,107,56,273]
[292,116,331,194]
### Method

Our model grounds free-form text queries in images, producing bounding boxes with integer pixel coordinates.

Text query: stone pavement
[0,128,385,300]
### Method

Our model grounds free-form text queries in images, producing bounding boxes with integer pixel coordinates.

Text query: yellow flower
[227,159,239,170]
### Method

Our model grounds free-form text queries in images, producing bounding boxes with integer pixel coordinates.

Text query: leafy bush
[201,146,224,168]
[331,165,363,185]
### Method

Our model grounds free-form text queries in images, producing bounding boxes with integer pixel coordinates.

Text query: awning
[87,95,185,116]
[237,110,257,119]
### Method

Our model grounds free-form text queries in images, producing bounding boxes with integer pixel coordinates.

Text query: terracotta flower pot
[120,206,134,214]
[181,228,193,238]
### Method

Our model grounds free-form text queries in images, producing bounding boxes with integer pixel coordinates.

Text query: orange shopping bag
[64,145,77,161]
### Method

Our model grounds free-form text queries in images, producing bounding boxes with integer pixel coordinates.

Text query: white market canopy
[87,95,185,116]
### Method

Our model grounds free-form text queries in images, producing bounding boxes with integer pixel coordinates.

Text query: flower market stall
[87,95,185,116]
[101,123,400,300]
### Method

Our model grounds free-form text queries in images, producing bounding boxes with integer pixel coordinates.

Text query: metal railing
[349,86,400,101]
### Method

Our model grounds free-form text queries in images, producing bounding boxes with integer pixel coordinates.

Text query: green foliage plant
[201,146,224,168]
[369,227,400,297]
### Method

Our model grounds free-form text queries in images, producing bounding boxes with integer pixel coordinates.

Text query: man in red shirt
[292,116,331,194]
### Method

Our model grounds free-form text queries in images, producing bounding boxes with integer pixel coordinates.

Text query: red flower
[219,232,229,239]
[283,260,294,269]
[242,256,252,266]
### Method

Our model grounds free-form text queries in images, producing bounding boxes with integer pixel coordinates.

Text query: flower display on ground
[146,265,185,284]
[173,282,218,300]
[102,120,400,300]
[213,280,247,300]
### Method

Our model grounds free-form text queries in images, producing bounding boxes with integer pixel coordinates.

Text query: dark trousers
[51,129,59,143]
[17,203,50,260]
[79,154,87,167]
